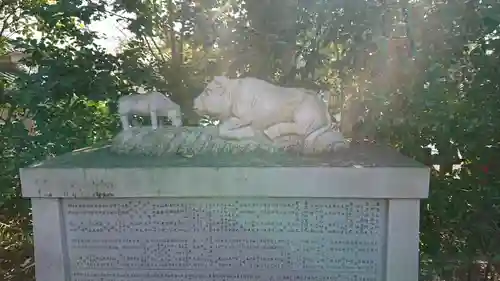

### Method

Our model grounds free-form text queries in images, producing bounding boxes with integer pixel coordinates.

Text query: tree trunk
[167,0,178,67]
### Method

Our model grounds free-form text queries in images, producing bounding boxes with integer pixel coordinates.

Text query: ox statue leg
[167,109,183,127]
[219,117,273,144]
[120,114,130,131]
[264,99,327,142]
[264,122,303,140]
[218,117,259,139]
[150,110,158,130]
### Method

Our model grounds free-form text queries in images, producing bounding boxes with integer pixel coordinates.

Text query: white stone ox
[118,91,182,130]
[193,76,346,152]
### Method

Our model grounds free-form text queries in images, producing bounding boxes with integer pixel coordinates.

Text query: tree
[0,1,128,279]
[3,0,500,280]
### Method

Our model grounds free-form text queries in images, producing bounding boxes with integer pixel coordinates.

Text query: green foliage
[2,0,500,280]
[368,1,500,279]
[0,1,126,279]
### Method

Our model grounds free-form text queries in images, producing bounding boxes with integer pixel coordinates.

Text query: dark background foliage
[1,0,500,280]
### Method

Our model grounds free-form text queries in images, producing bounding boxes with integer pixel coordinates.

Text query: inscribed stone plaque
[63,198,387,281]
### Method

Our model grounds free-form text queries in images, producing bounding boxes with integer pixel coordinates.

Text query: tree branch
[141,35,167,64]
[166,0,178,67]
[151,36,167,63]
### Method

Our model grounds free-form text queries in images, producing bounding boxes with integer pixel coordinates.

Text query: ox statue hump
[193,76,347,152]
[118,91,182,130]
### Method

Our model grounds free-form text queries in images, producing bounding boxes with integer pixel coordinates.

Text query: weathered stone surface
[110,126,347,156]
[64,197,386,281]
[20,144,430,199]
[20,143,430,281]
[35,142,425,169]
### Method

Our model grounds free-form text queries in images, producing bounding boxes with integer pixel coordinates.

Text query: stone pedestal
[20,144,429,281]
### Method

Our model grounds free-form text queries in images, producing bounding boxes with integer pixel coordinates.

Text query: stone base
[110,126,348,156]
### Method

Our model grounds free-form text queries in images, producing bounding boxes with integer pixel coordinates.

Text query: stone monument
[20,77,430,281]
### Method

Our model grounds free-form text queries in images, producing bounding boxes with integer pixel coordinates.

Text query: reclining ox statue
[118,91,182,130]
[193,76,346,152]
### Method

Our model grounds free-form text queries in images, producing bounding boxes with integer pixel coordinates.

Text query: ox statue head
[193,76,232,119]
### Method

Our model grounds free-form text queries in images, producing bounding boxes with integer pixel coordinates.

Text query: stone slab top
[25,143,426,169]
[20,143,430,199]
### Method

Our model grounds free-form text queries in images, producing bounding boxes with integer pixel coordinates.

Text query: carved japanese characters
[65,198,384,280]
[118,91,182,130]
[193,76,346,151]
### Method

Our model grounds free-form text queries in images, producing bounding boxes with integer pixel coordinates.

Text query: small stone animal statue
[118,91,182,130]
[193,76,345,151]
